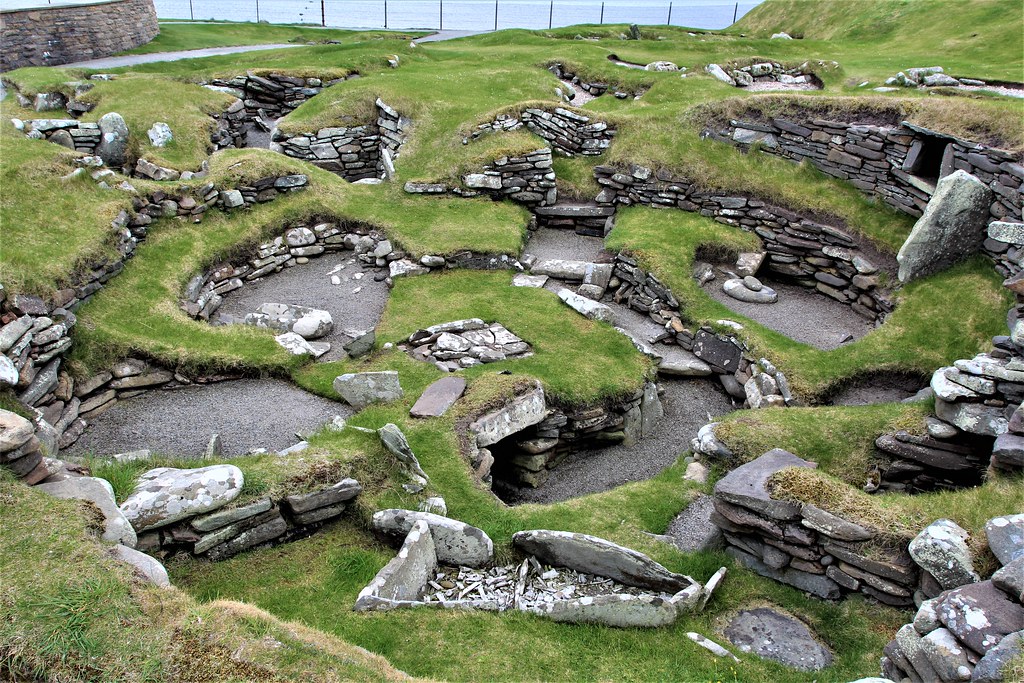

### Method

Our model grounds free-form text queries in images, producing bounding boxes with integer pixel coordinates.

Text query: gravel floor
[702,277,873,350]
[523,228,608,263]
[664,494,722,552]
[216,253,391,361]
[827,373,925,406]
[495,377,737,505]
[66,379,349,458]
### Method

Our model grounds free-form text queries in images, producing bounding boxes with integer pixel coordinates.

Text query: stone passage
[0,0,159,72]
[270,99,409,182]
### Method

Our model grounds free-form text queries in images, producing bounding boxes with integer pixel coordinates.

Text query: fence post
[321,0,325,26]
[188,0,194,21]
[440,0,443,30]
[667,2,672,25]
[494,0,498,31]
[600,2,604,24]
[548,0,553,29]
[733,2,738,23]
[255,0,260,22]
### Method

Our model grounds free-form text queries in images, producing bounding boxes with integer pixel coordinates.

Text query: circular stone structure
[0,0,159,72]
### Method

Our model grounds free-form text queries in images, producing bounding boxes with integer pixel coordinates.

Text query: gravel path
[495,377,736,505]
[664,494,722,552]
[702,276,873,350]
[524,227,608,263]
[827,373,925,406]
[66,379,348,458]
[216,254,391,361]
[63,43,302,69]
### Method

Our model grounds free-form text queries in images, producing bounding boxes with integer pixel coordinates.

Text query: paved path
[416,30,490,43]
[63,43,302,69]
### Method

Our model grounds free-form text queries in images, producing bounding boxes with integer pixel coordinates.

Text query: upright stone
[896,170,992,282]
[97,112,129,167]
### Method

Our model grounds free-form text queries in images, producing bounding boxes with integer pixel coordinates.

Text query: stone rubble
[402,319,533,372]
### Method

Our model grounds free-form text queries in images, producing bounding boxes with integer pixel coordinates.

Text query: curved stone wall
[0,0,159,72]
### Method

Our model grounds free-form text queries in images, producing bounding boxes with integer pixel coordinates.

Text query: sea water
[155,0,762,31]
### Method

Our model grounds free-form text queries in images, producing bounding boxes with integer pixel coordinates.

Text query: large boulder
[909,519,980,590]
[111,544,170,588]
[938,581,1024,654]
[119,465,243,532]
[896,170,992,282]
[713,449,816,521]
[36,476,137,547]
[972,630,1023,683]
[96,112,129,167]
[372,509,493,567]
[512,530,691,593]
[985,514,1024,566]
[333,371,403,409]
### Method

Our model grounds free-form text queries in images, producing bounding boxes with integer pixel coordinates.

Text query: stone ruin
[401,318,533,372]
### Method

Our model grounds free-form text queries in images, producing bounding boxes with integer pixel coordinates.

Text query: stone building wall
[0,0,159,72]
[405,148,557,208]
[593,165,894,321]
[709,118,1024,271]
[470,107,616,157]
[270,98,409,182]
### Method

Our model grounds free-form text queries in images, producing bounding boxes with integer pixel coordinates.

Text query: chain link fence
[154,0,759,31]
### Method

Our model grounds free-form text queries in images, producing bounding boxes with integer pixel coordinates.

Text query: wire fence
[153,0,760,31]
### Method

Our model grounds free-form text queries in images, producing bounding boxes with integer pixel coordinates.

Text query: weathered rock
[146,122,173,147]
[557,288,615,323]
[723,278,778,304]
[972,630,1023,683]
[991,433,1024,468]
[527,592,679,628]
[910,519,981,590]
[333,371,404,409]
[895,623,940,682]
[378,424,429,481]
[342,330,375,358]
[0,355,18,387]
[692,330,743,372]
[274,331,327,357]
[355,519,436,610]
[713,449,815,521]
[372,509,493,567]
[985,514,1024,566]
[920,627,974,682]
[192,498,273,532]
[410,376,466,418]
[936,398,1008,436]
[725,546,840,599]
[512,530,691,593]
[897,170,993,282]
[111,544,170,588]
[724,608,833,672]
[119,465,244,532]
[938,581,1024,654]
[992,557,1024,602]
[96,112,129,167]
[705,63,737,86]
[470,384,546,447]
[389,259,430,278]
[37,476,137,546]
[657,353,713,377]
[0,409,34,453]
[418,496,447,516]
[801,504,874,542]
[247,302,333,339]
[283,479,361,515]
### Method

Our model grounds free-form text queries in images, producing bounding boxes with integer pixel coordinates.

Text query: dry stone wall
[0,0,158,72]
[469,107,616,157]
[406,147,557,208]
[594,165,894,321]
[710,118,1024,273]
[270,98,409,182]
[711,450,919,606]
[0,174,307,452]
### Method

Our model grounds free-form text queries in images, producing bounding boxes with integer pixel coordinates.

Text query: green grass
[125,22,426,55]
[608,208,1012,397]
[0,129,131,296]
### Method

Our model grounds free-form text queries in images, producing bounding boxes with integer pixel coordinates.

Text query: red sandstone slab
[410,377,466,418]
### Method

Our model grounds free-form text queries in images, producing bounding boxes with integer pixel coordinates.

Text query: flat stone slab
[355,519,437,610]
[333,371,404,409]
[525,593,679,628]
[470,384,546,447]
[723,278,778,304]
[985,514,1024,566]
[512,274,549,288]
[938,580,1024,654]
[713,449,816,521]
[410,377,466,418]
[372,509,493,567]
[557,287,615,323]
[119,465,243,532]
[725,608,833,671]
[111,544,170,587]
[37,476,137,547]
[512,529,691,593]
